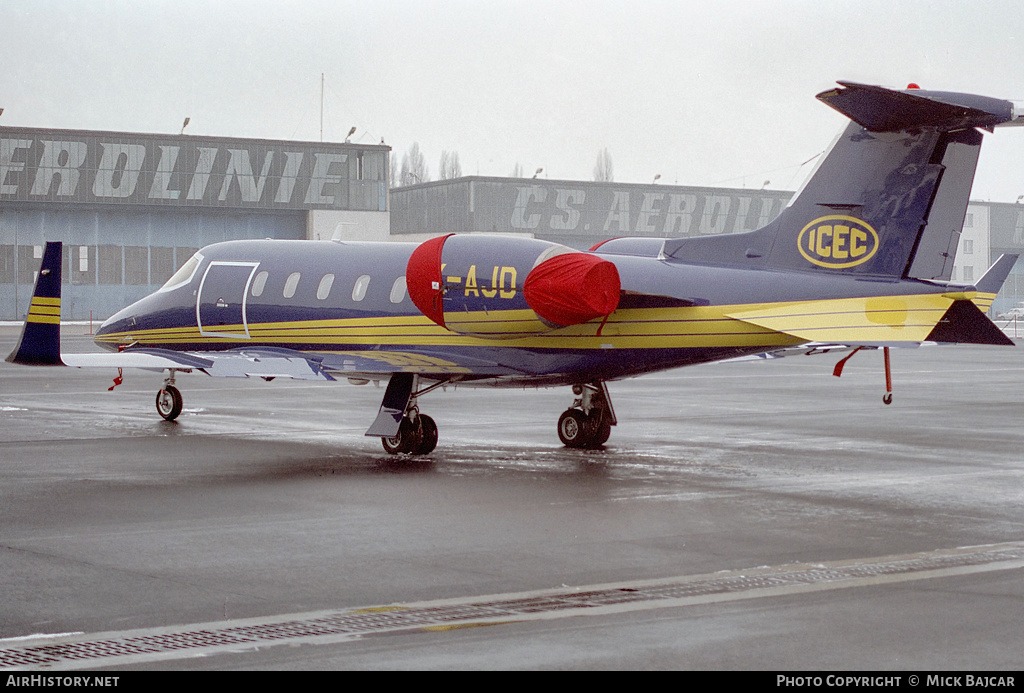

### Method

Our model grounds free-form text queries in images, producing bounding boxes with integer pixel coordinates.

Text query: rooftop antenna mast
[320,72,324,142]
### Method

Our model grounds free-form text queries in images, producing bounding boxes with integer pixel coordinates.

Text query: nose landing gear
[156,370,183,421]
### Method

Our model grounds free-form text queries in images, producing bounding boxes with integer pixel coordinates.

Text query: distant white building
[953,204,991,285]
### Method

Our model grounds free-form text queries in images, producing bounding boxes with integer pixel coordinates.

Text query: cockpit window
[158,252,203,292]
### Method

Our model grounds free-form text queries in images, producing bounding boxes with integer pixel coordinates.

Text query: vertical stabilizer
[664,83,1018,280]
[6,242,65,366]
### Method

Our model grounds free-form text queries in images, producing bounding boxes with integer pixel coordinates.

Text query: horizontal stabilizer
[817,82,1015,132]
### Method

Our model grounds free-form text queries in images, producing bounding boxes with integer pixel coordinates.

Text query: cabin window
[250,270,269,297]
[283,272,301,298]
[317,273,335,300]
[352,274,370,301]
[390,276,407,304]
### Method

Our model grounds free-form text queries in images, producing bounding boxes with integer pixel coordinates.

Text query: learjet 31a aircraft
[8,82,1023,454]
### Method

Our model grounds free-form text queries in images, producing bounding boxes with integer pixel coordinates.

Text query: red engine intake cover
[523,252,620,327]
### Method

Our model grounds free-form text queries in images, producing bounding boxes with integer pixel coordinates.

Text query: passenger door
[197,261,259,339]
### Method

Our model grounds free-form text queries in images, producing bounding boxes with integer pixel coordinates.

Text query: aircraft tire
[156,385,183,421]
[589,416,612,446]
[415,415,438,455]
[382,417,422,455]
[557,409,589,448]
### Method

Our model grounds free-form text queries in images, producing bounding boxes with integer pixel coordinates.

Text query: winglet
[6,242,65,366]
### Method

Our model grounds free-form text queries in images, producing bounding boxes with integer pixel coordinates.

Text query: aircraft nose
[93,305,139,351]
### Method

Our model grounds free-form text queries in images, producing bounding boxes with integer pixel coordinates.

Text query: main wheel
[415,415,438,455]
[381,417,422,455]
[156,385,183,421]
[589,416,612,446]
[557,409,589,448]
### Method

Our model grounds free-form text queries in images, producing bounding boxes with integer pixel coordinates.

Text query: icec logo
[797,215,879,269]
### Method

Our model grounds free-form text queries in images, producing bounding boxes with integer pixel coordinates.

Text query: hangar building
[3,124,1022,321]
[0,126,390,320]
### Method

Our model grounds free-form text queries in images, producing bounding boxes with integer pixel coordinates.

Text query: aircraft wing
[59,347,524,381]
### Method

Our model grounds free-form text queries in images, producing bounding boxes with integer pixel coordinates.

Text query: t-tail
[6,241,65,366]
[665,81,1024,282]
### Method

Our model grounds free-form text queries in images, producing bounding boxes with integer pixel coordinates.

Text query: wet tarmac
[1,327,1023,670]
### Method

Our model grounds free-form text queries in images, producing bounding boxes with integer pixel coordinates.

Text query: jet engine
[406,234,620,338]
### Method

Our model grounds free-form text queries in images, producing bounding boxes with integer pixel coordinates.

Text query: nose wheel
[155,370,183,421]
[156,384,183,421]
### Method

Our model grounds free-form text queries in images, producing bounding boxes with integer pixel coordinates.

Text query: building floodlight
[180,117,190,135]
[346,126,356,143]
[533,167,543,179]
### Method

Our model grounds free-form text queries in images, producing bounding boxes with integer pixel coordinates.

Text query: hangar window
[389,276,407,304]
[250,270,269,297]
[150,247,175,286]
[125,247,149,285]
[317,273,335,300]
[352,274,370,302]
[99,246,123,285]
[283,272,301,298]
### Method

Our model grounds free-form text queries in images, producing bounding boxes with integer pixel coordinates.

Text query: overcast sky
[2,0,1023,201]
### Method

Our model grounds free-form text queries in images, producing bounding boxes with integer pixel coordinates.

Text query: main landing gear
[381,405,438,456]
[156,370,183,421]
[558,381,616,449]
[368,374,445,456]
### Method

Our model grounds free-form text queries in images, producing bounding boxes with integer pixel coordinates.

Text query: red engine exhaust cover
[406,233,452,328]
[523,252,620,327]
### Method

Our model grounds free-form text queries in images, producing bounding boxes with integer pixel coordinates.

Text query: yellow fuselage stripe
[95,293,959,351]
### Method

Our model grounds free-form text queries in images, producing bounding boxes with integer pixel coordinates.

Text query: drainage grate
[3,542,1023,670]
